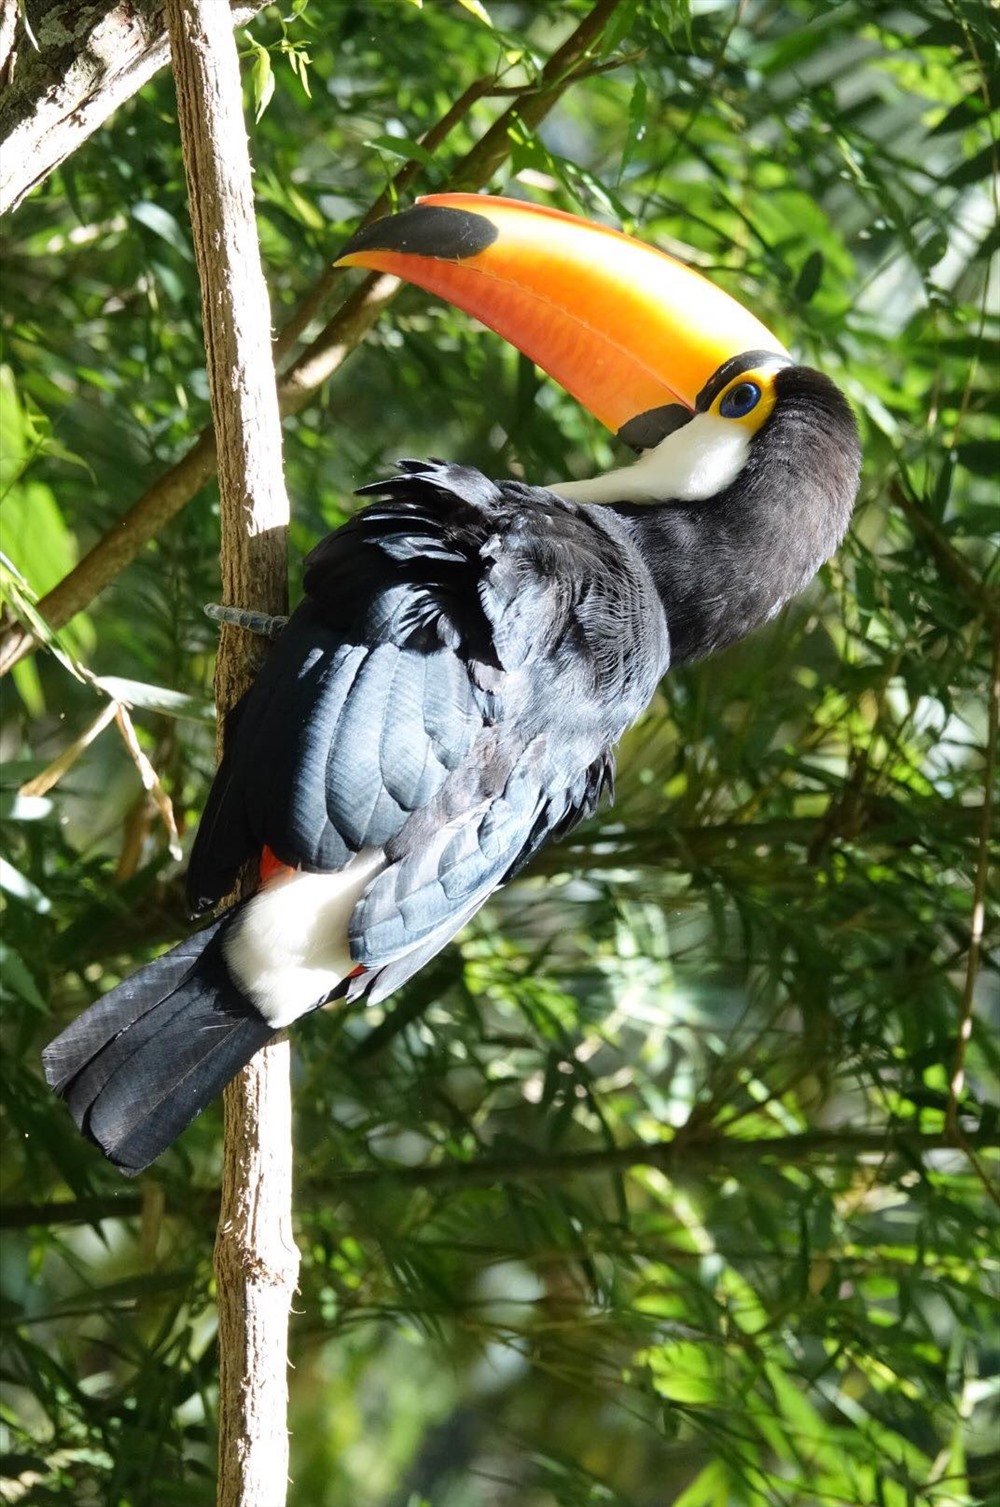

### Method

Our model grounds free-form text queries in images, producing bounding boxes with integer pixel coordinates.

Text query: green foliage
[1,2,997,1505]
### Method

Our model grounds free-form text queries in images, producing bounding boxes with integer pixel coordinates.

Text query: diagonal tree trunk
[164,1,298,1502]
[0,0,265,216]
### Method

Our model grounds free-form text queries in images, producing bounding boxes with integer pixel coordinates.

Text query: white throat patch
[549,411,751,507]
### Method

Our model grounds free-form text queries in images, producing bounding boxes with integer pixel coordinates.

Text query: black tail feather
[43,919,275,1176]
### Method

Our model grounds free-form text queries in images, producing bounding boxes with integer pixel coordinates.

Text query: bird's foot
[204,604,289,641]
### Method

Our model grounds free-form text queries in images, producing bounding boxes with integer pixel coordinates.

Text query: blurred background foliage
[1,0,998,1503]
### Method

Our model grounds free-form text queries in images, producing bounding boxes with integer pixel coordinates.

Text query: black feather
[42,919,273,1175]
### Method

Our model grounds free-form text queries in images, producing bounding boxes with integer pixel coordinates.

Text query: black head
[614,361,861,664]
[743,362,861,577]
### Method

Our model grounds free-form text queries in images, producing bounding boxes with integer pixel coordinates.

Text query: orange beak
[336,193,789,440]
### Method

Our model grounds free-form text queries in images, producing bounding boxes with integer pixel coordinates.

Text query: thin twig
[947,622,1000,1210]
[18,665,182,857]
[891,480,1000,626]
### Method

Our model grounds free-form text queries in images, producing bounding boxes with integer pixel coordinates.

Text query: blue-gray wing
[186,461,669,998]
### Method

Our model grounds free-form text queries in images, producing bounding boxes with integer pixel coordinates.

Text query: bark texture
[0,0,263,216]
[164,1,298,1503]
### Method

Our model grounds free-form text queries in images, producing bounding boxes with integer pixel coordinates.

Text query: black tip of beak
[339,203,499,263]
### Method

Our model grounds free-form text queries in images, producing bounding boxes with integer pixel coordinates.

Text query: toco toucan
[43,195,861,1174]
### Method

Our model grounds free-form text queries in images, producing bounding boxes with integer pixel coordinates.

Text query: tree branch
[308,1126,1000,1191]
[6,1127,996,1229]
[164,2,297,1503]
[0,0,264,216]
[272,70,496,364]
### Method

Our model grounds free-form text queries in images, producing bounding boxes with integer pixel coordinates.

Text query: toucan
[43,195,861,1175]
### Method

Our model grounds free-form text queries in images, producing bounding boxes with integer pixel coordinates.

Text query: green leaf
[621,73,648,177]
[131,201,193,258]
[94,676,215,724]
[795,249,824,302]
[247,39,276,122]
[943,141,997,189]
[1,483,77,599]
[672,1461,732,1507]
[916,228,948,271]
[365,133,438,169]
[0,365,30,494]
[0,859,51,914]
[456,0,492,23]
[0,943,47,1011]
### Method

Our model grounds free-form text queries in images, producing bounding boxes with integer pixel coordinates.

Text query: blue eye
[719,381,762,419]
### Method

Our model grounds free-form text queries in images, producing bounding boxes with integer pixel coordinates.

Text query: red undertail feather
[259,845,293,886]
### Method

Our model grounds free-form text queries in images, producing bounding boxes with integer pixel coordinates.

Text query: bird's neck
[548,416,785,663]
[610,499,804,665]
[553,462,820,667]
[548,389,855,666]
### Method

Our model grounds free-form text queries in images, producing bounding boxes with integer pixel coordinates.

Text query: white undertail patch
[223,850,385,1028]
[550,412,751,507]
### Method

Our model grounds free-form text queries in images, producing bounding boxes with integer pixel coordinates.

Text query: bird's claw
[204,604,289,641]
